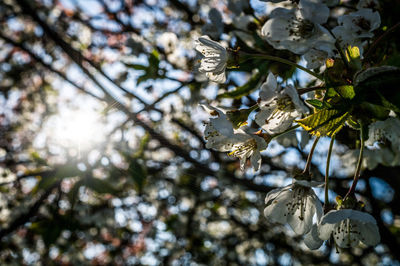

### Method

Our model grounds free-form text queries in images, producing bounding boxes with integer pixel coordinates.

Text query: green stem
[240,52,324,80]
[326,28,350,71]
[324,135,335,211]
[302,136,320,174]
[248,104,259,112]
[271,125,300,140]
[364,21,400,61]
[298,86,325,95]
[335,41,350,71]
[344,122,365,199]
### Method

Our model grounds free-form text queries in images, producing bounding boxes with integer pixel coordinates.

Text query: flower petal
[265,185,291,205]
[318,222,335,241]
[320,209,352,225]
[250,151,261,171]
[359,222,380,246]
[304,224,324,250]
[333,220,360,248]
[206,71,226,83]
[264,189,293,224]
[347,210,377,224]
[287,200,314,235]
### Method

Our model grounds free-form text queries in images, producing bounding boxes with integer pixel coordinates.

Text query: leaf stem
[298,86,325,95]
[302,136,320,174]
[344,122,364,199]
[324,135,335,212]
[364,21,400,61]
[240,51,324,80]
[325,28,350,71]
[248,104,259,112]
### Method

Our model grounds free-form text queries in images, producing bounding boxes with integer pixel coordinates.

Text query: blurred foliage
[0,0,399,265]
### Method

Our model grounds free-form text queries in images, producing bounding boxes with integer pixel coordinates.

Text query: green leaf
[128,160,147,192]
[305,99,324,109]
[30,221,62,247]
[84,177,118,194]
[124,63,148,71]
[35,175,58,193]
[360,102,390,120]
[324,87,338,98]
[68,179,83,206]
[33,164,81,194]
[134,50,161,85]
[30,151,47,166]
[335,85,355,100]
[133,133,150,158]
[355,66,400,94]
[136,73,152,85]
[218,70,263,99]
[296,109,349,137]
[346,116,360,129]
[376,91,400,113]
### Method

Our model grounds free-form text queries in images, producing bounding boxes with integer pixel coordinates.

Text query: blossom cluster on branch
[196,0,399,252]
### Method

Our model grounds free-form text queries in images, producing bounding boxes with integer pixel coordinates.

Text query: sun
[44,105,106,153]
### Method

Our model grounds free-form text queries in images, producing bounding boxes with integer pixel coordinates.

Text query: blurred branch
[0,181,60,239]
[15,0,154,110]
[0,33,103,101]
[12,0,274,195]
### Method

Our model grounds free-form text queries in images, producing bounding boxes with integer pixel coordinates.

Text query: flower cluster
[201,71,306,171]
[201,104,268,171]
[264,177,380,250]
[194,0,396,252]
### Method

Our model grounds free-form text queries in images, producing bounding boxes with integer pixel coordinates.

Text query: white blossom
[331,26,365,55]
[167,51,187,69]
[261,0,334,54]
[264,178,323,235]
[158,32,178,54]
[366,117,400,150]
[338,8,381,39]
[304,223,324,249]
[362,117,400,166]
[255,73,308,134]
[357,0,379,10]
[195,36,228,83]
[303,48,330,69]
[202,104,267,171]
[312,209,380,249]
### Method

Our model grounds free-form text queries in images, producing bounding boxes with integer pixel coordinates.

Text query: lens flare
[45,107,106,152]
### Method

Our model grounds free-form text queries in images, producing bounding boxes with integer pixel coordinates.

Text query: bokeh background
[0,0,400,264]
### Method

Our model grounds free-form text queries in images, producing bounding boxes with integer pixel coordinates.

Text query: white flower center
[276,96,296,112]
[288,18,315,40]
[284,186,308,220]
[263,96,295,126]
[353,17,371,32]
[333,219,362,247]
[228,138,257,158]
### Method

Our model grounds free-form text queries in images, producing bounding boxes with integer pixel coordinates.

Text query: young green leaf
[305,99,324,109]
[217,70,263,99]
[335,85,355,100]
[296,109,349,137]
